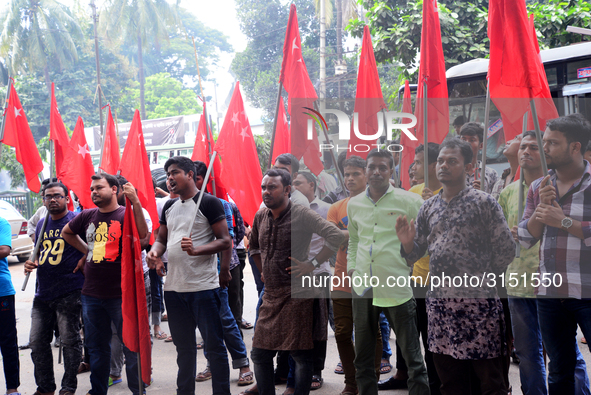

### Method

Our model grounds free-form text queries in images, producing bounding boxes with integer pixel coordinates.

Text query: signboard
[577,67,591,79]
[91,115,187,150]
[487,118,503,138]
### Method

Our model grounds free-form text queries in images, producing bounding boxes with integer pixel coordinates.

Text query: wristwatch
[310,258,321,268]
[561,216,573,230]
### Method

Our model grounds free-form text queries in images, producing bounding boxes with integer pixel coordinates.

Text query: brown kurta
[250,202,344,350]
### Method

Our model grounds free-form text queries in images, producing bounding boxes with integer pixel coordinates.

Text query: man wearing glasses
[24,181,86,395]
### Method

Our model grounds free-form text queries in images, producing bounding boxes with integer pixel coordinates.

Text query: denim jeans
[251,347,314,395]
[537,298,591,395]
[204,287,249,369]
[379,312,392,360]
[0,295,19,391]
[164,289,230,395]
[30,290,82,394]
[81,294,139,395]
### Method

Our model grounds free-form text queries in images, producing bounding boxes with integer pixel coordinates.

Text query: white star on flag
[78,144,90,159]
[231,112,241,126]
[292,38,299,55]
[14,107,21,118]
[283,112,288,124]
[240,126,250,142]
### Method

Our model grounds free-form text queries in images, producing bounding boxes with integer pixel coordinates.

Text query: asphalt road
[4,257,590,394]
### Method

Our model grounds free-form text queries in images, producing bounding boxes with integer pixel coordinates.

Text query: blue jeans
[537,298,591,395]
[81,295,139,395]
[204,287,249,369]
[379,312,392,360]
[164,289,230,395]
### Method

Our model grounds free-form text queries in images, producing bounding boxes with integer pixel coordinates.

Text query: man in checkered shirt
[518,113,591,394]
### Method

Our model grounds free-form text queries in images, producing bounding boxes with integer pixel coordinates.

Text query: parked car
[0,200,34,262]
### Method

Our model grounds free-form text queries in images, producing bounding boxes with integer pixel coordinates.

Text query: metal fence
[0,192,34,219]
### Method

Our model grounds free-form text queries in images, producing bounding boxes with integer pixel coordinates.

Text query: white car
[0,200,34,262]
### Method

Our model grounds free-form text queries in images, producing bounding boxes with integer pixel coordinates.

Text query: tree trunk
[138,34,146,120]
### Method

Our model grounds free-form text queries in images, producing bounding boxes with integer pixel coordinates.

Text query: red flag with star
[50,83,70,178]
[191,105,210,163]
[348,26,388,159]
[271,97,290,164]
[119,110,159,237]
[414,0,449,144]
[58,117,95,209]
[400,81,418,190]
[2,84,43,193]
[99,106,121,175]
[280,4,323,175]
[214,82,262,225]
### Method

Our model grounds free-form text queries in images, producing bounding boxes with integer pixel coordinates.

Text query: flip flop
[380,361,393,374]
[197,341,204,349]
[334,362,344,374]
[238,370,254,386]
[196,367,212,382]
[108,376,122,386]
[164,335,173,342]
[154,331,168,340]
[241,319,254,330]
[238,387,259,395]
[311,375,323,391]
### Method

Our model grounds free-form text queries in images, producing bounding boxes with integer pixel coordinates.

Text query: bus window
[449,80,487,99]
[544,66,558,87]
[567,59,591,84]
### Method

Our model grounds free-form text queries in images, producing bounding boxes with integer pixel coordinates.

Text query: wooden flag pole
[192,36,217,196]
[516,111,528,258]
[530,100,548,177]
[0,77,13,159]
[480,83,491,191]
[423,81,429,189]
[189,151,218,235]
[268,82,284,169]
[23,140,53,291]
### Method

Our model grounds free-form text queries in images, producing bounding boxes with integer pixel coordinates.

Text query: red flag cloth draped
[50,83,70,178]
[119,110,159,238]
[191,106,210,163]
[280,4,323,175]
[400,81,418,190]
[121,196,151,385]
[414,0,449,145]
[100,106,121,175]
[272,97,291,164]
[488,0,558,141]
[58,117,95,209]
[348,25,388,159]
[2,84,43,193]
[214,82,263,225]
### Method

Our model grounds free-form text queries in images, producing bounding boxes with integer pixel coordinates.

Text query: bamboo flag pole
[480,83,491,191]
[530,100,548,177]
[423,81,429,189]
[0,77,13,159]
[268,82,284,169]
[516,111,528,258]
[192,36,217,196]
[189,151,218,235]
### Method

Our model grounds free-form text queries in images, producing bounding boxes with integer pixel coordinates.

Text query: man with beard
[62,173,148,395]
[24,182,85,395]
[518,114,591,394]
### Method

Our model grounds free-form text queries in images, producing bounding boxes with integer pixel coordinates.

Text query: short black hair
[115,175,128,189]
[415,143,441,165]
[460,122,484,143]
[91,173,120,193]
[275,153,299,175]
[264,168,292,188]
[586,140,591,153]
[193,161,207,179]
[522,130,538,140]
[343,155,366,171]
[440,138,473,164]
[337,151,347,176]
[546,114,591,152]
[42,181,68,197]
[42,177,58,186]
[453,115,466,127]
[298,172,317,193]
[164,156,196,182]
[367,149,394,169]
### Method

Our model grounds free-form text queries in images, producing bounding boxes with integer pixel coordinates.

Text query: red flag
[348,26,388,159]
[191,107,210,163]
[414,0,449,145]
[214,82,263,225]
[400,81,418,190]
[58,117,95,209]
[119,110,159,238]
[121,196,151,385]
[280,4,323,175]
[2,84,43,193]
[50,83,70,178]
[272,97,291,164]
[99,106,121,175]
[488,0,558,141]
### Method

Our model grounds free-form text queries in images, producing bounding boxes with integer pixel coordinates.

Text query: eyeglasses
[43,195,65,201]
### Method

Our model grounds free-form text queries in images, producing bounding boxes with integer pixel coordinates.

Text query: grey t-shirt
[160,193,226,293]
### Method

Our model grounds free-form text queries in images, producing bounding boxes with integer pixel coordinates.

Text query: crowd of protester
[1,113,591,395]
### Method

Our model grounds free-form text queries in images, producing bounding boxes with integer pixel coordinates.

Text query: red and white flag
[271,97,290,164]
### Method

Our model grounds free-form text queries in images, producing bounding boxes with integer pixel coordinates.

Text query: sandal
[196,367,212,382]
[154,331,168,340]
[310,375,323,390]
[238,370,254,386]
[108,376,122,386]
[197,341,204,350]
[380,360,393,374]
[334,361,344,374]
[241,319,254,330]
[164,335,173,342]
[238,386,258,395]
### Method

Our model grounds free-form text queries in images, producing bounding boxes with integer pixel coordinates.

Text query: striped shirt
[518,161,591,299]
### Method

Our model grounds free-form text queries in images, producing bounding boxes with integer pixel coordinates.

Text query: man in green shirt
[347,149,429,395]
